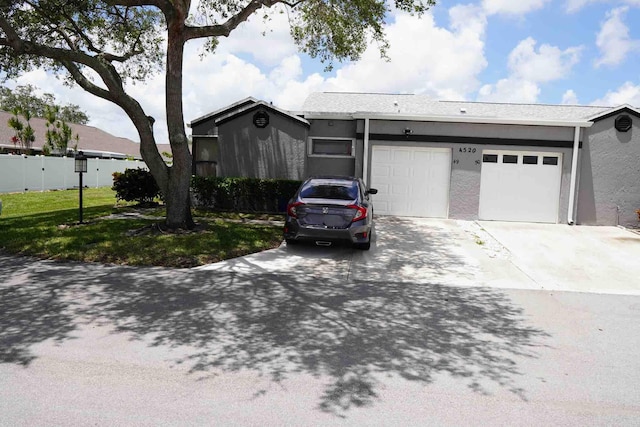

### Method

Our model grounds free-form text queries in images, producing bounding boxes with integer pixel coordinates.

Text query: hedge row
[191,176,302,213]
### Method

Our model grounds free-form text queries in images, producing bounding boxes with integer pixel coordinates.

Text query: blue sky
[7,0,640,143]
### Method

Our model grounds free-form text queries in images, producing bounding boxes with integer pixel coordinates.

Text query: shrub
[112,168,160,206]
[191,176,301,212]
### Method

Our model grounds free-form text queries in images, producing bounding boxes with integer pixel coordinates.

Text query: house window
[483,154,498,163]
[503,155,518,164]
[310,138,354,157]
[523,155,538,165]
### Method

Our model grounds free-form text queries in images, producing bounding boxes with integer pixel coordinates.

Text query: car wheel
[353,235,371,250]
[354,241,371,250]
[285,238,298,246]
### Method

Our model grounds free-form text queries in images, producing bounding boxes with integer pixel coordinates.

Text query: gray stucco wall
[366,120,575,142]
[307,119,358,177]
[361,121,575,222]
[365,139,572,222]
[191,120,217,137]
[577,115,640,226]
[217,112,308,180]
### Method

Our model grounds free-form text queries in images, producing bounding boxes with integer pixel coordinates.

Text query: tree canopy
[0,0,435,229]
[0,85,90,124]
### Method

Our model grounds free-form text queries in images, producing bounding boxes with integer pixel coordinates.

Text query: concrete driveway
[198,217,640,295]
[3,219,640,424]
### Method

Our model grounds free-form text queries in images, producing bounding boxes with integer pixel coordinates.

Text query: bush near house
[191,176,301,213]
[112,168,161,206]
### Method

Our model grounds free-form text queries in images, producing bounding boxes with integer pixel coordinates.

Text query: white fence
[0,154,147,193]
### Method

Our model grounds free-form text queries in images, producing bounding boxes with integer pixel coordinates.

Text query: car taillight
[287,202,304,218]
[348,205,367,222]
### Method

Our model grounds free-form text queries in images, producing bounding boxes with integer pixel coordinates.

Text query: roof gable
[216,100,310,127]
[189,97,260,127]
[588,104,640,122]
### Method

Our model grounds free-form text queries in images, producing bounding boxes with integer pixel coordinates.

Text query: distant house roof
[0,110,173,159]
[301,92,624,125]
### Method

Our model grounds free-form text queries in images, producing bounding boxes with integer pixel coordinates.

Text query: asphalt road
[1,251,640,426]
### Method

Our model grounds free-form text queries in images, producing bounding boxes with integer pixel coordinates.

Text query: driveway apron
[477,222,640,295]
[197,217,538,290]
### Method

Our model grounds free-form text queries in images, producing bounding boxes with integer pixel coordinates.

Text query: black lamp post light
[74,151,88,223]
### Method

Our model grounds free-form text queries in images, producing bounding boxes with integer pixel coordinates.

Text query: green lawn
[0,188,284,268]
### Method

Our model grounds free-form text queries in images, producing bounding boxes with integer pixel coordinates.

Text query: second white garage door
[370,145,451,217]
[478,150,563,223]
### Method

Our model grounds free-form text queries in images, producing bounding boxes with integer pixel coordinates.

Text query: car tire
[285,238,298,246]
[354,241,371,250]
[353,237,371,250]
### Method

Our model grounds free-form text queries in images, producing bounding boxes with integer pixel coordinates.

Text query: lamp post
[74,151,88,223]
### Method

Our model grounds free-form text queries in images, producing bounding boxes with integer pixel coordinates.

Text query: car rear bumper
[284,220,371,244]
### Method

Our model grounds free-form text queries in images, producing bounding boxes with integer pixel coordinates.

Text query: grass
[0,188,285,268]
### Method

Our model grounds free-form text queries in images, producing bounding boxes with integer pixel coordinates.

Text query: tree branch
[61,60,114,103]
[185,0,304,40]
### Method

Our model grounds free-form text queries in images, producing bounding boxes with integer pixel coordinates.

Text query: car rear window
[300,180,359,200]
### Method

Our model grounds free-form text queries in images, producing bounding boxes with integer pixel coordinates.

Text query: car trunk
[297,199,356,229]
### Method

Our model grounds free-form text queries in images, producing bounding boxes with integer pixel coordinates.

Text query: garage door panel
[371,145,451,218]
[479,151,562,223]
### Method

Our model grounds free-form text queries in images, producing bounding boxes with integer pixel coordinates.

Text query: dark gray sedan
[283,176,377,250]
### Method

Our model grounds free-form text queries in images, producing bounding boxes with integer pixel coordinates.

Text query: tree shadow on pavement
[0,255,78,365]
[0,251,550,416]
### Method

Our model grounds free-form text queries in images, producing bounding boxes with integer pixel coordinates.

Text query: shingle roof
[301,92,617,122]
[0,110,172,158]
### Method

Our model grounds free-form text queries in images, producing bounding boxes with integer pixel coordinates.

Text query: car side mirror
[367,188,378,195]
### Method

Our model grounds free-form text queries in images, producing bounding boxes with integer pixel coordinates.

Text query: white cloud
[562,89,579,104]
[315,7,488,100]
[508,37,582,82]
[566,0,640,13]
[565,0,598,13]
[215,5,297,67]
[5,3,492,143]
[478,38,581,103]
[482,0,550,15]
[592,81,640,106]
[477,78,541,103]
[12,68,140,142]
[594,7,640,68]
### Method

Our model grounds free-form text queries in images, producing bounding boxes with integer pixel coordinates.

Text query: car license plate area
[300,207,353,228]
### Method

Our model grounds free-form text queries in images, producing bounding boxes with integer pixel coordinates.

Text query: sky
[4,0,640,144]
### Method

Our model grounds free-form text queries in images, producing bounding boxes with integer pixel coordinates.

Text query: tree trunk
[161,9,194,229]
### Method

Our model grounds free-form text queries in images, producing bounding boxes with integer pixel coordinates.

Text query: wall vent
[615,115,632,132]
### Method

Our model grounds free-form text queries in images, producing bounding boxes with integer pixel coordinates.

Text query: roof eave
[189,97,260,126]
[305,112,593,127]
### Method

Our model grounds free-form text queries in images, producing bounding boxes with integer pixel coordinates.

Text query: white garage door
[478,150,562,223]
[370,145,451,217]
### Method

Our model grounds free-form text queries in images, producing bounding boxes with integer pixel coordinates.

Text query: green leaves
[0,1,165,83]
[7,106,35,153]
[44,105,79,155]
[0,85,89,124]
[288,0,434,70]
